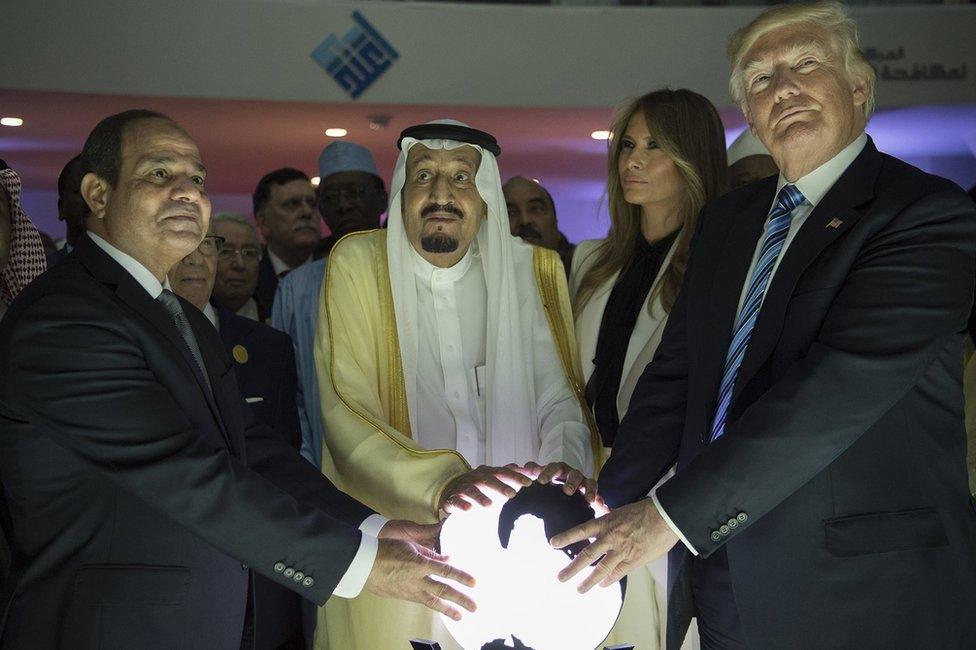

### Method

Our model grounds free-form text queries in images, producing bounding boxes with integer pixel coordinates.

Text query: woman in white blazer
[571,89,728,650]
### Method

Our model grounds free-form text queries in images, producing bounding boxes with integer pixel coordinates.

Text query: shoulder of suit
[877,152,970,203]
[221,309,292,348]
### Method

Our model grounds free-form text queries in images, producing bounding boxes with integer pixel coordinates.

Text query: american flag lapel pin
[826,218,844,229]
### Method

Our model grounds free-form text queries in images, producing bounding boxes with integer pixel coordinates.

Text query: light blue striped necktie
[709,184,806,442]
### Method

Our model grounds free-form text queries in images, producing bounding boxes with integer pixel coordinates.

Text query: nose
[430,173,454,205]
[171,175,202,203]
[625,148,644,171]
[229,252,246,271]
[183,248,203,266]
[771,67,801,103]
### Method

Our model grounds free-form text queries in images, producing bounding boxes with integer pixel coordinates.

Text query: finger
[537,462,565,484]
[557,538,609,583]
[415,543,449,563]
[428,559,477,589]
[490,467,534,488]
[550,518,601,549]
[462,485,494,507]
[419,589,463,621]
[579,479,599,503]
[513,461,542,479]
[599,560,633,589]
[442,494,472,513]
[578,550,622,594]
[427,577,477,613]
[562,470,585,495]
[479,476,519,499]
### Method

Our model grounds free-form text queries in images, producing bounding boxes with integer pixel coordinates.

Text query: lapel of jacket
[731,139,882,404]
[184,305,240,454]
[578,269,619,383]
[74,236,234,450]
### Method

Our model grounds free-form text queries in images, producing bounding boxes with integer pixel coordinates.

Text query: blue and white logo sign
[311,11,399,100]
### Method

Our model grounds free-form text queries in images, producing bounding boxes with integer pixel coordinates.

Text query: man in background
[253,169,321,319]
[726,128,778,190]
[273,141,387,468]
[168,226,307,649]
[212,212,263,321]
[503,176,575,276]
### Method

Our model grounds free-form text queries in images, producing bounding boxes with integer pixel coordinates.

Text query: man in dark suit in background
[253,169,321,320]
[0,110,475,649]
[554,3,976,649]
[168,225,305,647]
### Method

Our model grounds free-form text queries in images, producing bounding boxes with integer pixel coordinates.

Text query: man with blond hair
[555,3,976,648]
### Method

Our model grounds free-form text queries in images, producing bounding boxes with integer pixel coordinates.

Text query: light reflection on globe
[439,483,624,650]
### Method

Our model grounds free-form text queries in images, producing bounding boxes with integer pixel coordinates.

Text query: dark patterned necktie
[156,289,213,395]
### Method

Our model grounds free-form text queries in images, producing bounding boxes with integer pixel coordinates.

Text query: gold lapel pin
[232,345,249,364]
[827,218,844,229]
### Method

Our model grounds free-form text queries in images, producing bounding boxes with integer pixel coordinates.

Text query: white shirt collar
[88,232,170,298]
[410,240,477,284]
[776,132,867,208]
[267,246,312,277]
[236,297,259,321]
[203,302,219,329]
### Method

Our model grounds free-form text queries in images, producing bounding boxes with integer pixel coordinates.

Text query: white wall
[1,1,973,110]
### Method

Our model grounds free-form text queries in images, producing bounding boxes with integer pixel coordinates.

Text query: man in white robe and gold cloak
[313,121,600,649]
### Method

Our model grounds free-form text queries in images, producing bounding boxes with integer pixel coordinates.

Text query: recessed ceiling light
[1,117,24,127]
[325,128,347,137]
[311,176,321,187]
[590,130,610,140]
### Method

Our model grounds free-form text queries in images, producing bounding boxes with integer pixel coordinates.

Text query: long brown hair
[574,89,729,316]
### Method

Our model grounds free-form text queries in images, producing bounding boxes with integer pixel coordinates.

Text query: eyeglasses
[218,246,262,264]
[198,235,225,257]
[319,184,382,205]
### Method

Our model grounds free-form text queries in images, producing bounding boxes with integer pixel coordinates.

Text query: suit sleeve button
[710,531,722,542]
[303,577,314,588]
[293,571,305,583]
[284,567,296,578]
[719,525,730,536]
[727,518,738,529]
[274,562,286,573]
[737,512,748,523]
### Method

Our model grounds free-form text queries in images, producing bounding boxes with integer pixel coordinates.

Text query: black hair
[80,109,172,187]
[57,154,84,196]
[252,168,310,214]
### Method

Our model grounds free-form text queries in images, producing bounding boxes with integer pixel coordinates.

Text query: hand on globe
[549,498,679,593]
[517,461,601,507]
[378,518,443,552]
[439,465,533,513]
[363,537,477,621]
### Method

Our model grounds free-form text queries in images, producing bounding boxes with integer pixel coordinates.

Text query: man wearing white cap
[313,121,598,649]
[272,141,387,468]
[726,127,778,190]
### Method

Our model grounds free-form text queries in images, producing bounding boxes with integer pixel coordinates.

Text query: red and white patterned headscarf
[0,166,47,306]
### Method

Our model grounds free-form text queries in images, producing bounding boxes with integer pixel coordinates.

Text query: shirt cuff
[331,514,390,598]
[651,487,699,557]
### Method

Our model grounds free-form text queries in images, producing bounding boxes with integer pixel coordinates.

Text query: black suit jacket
[254,250,278,324]
[0,234,374,649]
[216,306,304,648]
[601,138,976,649]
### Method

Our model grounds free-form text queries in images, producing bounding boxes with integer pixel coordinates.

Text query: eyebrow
[138,154,207,175]
[743,40,829,75]
[410,153,476,167]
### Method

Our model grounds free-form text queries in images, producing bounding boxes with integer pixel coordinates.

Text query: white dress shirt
[411,243,489,465]
[654,133,868,556]
[88,232,385,597]
[235,297,259,321]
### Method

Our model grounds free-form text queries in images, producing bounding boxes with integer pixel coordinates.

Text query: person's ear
[81,173,110,219]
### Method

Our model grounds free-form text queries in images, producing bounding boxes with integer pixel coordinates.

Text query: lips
[775,106,813,126]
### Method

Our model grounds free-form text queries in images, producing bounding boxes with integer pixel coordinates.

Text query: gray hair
[727,1,876,118]
[211,212,260,246]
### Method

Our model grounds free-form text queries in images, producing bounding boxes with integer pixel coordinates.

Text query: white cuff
[651,487,699,557]
[331,514,390,598]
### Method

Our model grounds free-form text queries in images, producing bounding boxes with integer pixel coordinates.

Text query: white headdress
[385,120,546,466]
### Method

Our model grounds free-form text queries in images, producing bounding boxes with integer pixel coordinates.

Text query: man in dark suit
[553,4,976,649]
[0,110,475,649]
[168,227,305,647]
[252,169,321,320]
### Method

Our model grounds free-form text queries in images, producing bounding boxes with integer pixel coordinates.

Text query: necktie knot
[776,184,806,215]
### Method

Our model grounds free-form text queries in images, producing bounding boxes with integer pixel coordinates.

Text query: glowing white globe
[438,483,623,650]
